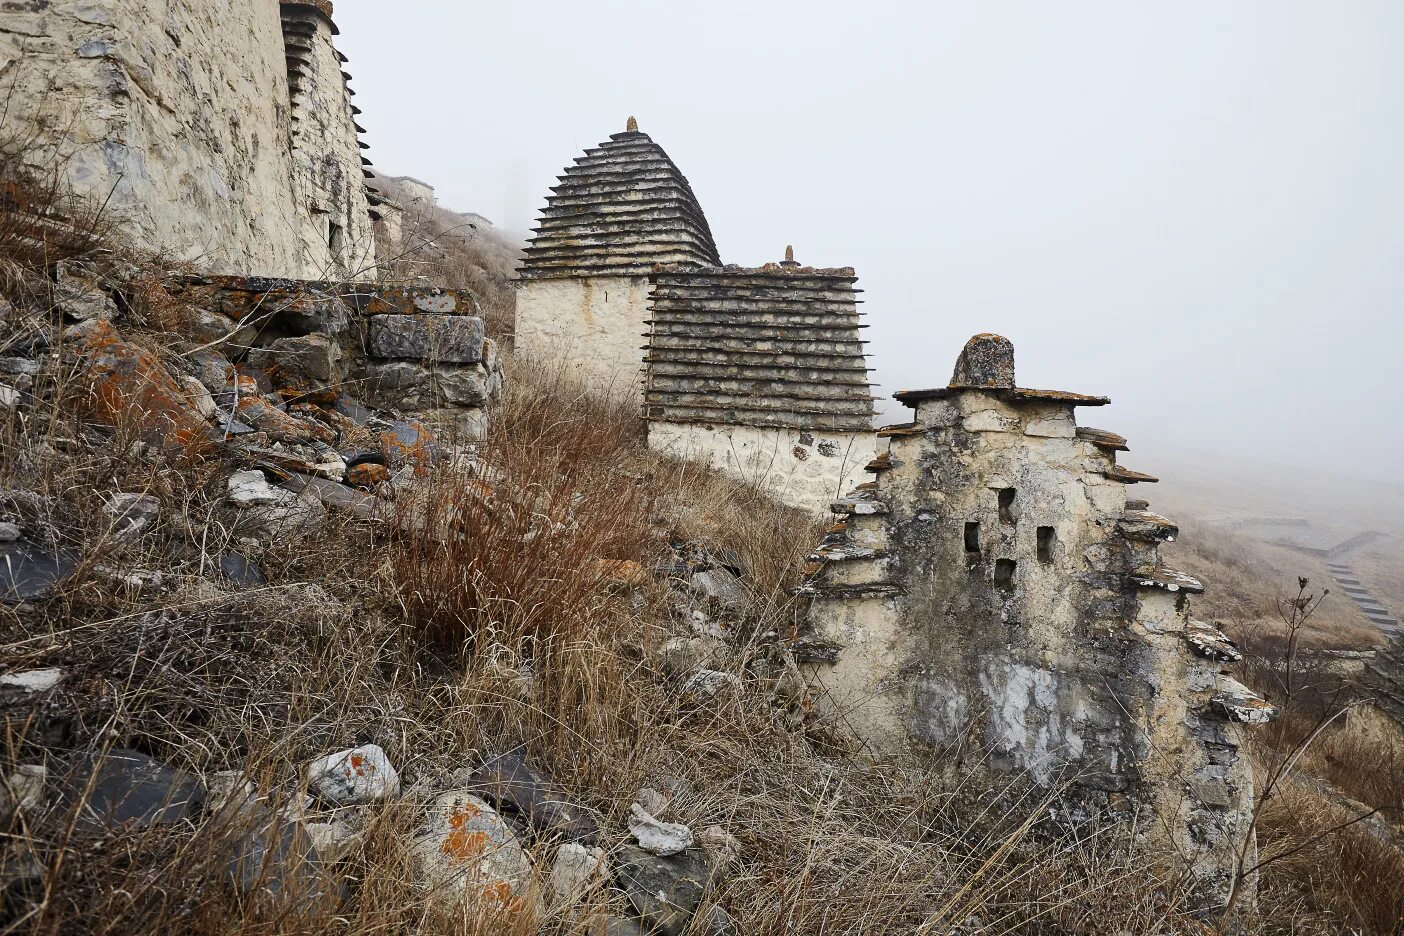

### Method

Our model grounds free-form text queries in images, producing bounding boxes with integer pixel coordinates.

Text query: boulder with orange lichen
[68,320,215,455]
[411,791,542,918]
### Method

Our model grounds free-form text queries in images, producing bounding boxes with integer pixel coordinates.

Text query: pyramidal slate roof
[519,119,721,279]
[643,251,876,431]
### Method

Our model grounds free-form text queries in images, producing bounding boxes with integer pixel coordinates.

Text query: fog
[336,0,1404,489]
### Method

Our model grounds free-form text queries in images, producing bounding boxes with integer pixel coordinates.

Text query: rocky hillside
[1,173,1403,935]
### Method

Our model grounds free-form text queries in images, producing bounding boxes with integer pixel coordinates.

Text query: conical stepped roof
[519,121,721,279]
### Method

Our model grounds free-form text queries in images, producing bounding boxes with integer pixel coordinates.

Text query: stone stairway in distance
[1326,560,1400,638]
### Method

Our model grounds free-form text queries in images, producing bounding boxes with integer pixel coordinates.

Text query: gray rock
[0,542,77,601]
[366,313,484,364]
[218,552,266,588]
[247,333,342,385]
[104,491,160,543]
[468,746,599,843]
[0,765,46,820]
[686,568,750,615]
[0,522,21,543]
[52,265,117,322]
[615,845,711,936]
[63,749,203,831]
[223,811,332,902]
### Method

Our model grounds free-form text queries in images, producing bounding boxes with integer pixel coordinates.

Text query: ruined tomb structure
[515,118,722,397]
[800,334,1276,909]
[1,0,377,279]
[643,250,877,511]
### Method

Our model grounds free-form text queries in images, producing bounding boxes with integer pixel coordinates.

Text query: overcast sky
[336,1,1403,485]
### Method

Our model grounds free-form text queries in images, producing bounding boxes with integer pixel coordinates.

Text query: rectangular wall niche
[1037,526,1055,563]
[994,558,1017,592]
[964,521,981,553]
[998,488,1017,524]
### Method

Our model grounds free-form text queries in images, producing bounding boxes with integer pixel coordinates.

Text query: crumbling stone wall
[184,276,500,440]
[801,334,1274,910]
[0,0,374,279]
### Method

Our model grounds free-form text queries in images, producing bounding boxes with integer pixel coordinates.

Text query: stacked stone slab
[181,277,499,439]
[515,119,722,400]
[643,256,877,510]
[799,334,1275,911]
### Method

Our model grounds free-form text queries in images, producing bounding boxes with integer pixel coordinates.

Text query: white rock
[205,770,258,817]
[627,802,693,857]
[0,764,46,819]
[305,818,360,863]
[227,470,292,507]
[0,522,20,542]
[305,744,400,805]
[411,791,541,914]
[0,384,19,408]
[549,842,607,908]
[0,668,64,693]
[683,669,740,699]
[179,375,218,421]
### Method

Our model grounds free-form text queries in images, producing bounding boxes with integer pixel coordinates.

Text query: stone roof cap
[894,334,1109,408]
[280,1,337,33]
[519,120,720,279]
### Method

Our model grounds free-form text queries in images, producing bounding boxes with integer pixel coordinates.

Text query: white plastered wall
[648,421,876,514]
[514,276,652,406]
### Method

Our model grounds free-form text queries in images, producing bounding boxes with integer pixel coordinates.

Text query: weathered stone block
[366,314,484,364]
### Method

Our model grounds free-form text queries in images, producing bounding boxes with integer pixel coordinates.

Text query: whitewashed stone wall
[648,421,874,513]
[514,276,652,403]
[281,3,376,280]
[800,335,1274,913]
[0,0,373,279]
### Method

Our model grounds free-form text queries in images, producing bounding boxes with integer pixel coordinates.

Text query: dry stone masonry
[1,0,377,279]
[799,334,1276,910]
[517,120,877,511]
[644,253,877,509]
[515,119,721,397]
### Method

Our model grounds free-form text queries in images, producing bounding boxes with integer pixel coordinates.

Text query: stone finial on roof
[626,116,639,132]
[950,333,1015,389]
[780,245,799,268]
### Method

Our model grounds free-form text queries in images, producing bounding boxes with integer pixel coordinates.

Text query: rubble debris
[468,747,599,843]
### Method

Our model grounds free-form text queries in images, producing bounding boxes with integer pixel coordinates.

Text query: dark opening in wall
[998,488,1017,524]
[328,220,344,259]
[964,521,981,553]
[1037,526,1055,563]
[994,558,1016,592]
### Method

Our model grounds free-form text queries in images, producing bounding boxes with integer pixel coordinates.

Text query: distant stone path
[1326,559,1400,639]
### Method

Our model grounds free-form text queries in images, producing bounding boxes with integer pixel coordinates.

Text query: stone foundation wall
[514,275,651,403]
[647,421,873,514]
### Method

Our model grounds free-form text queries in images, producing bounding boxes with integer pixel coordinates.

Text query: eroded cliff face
[0,0,373,279]
[800,334,1273,911]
